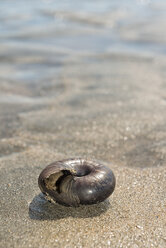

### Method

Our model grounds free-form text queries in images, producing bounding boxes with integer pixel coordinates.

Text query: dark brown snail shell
[38,158,116,207]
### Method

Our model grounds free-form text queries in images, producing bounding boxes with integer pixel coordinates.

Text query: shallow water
[1,0,166,83]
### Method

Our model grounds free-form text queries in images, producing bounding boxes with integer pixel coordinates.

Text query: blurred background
[0,0,166,167]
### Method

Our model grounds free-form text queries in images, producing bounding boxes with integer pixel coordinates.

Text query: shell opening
[44,170,72,194]
[55,170,72,193]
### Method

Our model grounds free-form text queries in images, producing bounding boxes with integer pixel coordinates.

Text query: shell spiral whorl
[38,158,116,207]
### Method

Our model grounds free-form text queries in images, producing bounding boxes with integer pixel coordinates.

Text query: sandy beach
[0,0,166,247]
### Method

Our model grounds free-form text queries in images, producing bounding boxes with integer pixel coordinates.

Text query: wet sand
[0,1,166,247]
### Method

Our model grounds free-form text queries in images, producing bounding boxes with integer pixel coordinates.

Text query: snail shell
[38,158,116,207]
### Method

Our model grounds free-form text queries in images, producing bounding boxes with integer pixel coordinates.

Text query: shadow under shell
[29,193,111,220]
